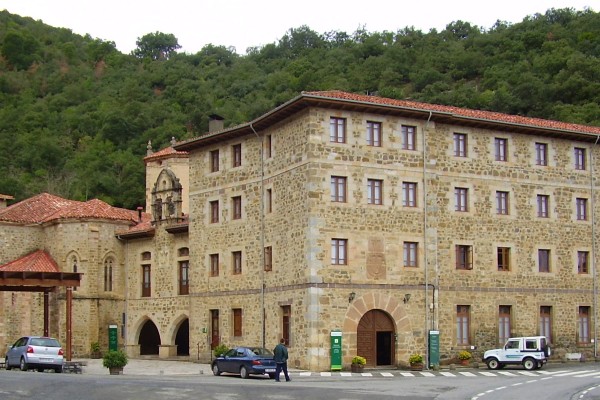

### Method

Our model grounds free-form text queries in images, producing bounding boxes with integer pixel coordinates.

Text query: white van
[482,336,550,370]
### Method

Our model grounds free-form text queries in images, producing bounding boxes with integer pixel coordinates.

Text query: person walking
[273,338,291,382]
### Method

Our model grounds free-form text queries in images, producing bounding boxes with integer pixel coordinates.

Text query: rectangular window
[266,188,273,213]
[456,305,470,345]
[179,260,189,295]
[496,191,509,215]
[495,138,508,162]
[266,135,272,158]
[210,200,219,223]
[330,117,346,143]
[576,198,588,221]
[578,251,589,274]
[401,125,416,150]
[454,133,467,157]
[232,144,242,167]
[538,249,550,273]
[104,258,113,292]
[232,251,242,274]
[455,187,469,212]
[367,179,383,205]
[366,121,382,147]
[142,265,151,297]
[264,246,273,271]
[574,147,586,170]
[456,245,473,270]
[535,142,548,166]
[282,305,291,346]
[403,242,418,268]
[210,254,219,277]
[232,196,242,220]
[497,247,511,271]
[330,176,347,203]
[499,306,511,345]
[331,239,348,265]
[537,195,549,218]
[233,309,242,337]
[210,150,219,172]
[402,182,417,207]
[578,306,590,344]
[540,306,552,343]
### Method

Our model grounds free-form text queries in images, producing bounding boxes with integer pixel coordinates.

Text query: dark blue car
[211,346,277,379]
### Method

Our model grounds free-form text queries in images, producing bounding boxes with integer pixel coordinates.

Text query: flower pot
[351,364,364,373]
[410,363,423,371]
[460,359,470,366]
[109,366,123,375]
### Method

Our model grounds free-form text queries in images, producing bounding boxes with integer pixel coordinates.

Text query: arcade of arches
[137,318,190,356]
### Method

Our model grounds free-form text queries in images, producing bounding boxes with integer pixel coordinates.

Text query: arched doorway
[139,320,161,355]
[357,309,395,366]
[175,319,189,356]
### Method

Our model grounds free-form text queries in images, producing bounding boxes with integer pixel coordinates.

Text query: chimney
[137,206,143,222]
[209,114,225,132]
[0,194,14,209]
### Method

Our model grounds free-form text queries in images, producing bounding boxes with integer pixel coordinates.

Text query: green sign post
[108,324,118,351]
[330,330,342,371]
[428,330,440,368]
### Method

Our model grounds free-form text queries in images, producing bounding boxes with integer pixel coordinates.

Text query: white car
[482,336,550,370]
[5,336,64,373]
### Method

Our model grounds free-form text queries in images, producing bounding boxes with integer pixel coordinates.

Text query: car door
[7,337,26,366]
[503,338,522,362]
[221,348,239,373]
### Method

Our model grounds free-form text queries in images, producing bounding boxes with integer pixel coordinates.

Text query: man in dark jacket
[273,338,291,382]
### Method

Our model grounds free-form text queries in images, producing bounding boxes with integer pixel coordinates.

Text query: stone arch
[170,315,189,356]
[342,292,410,367]
[133,315,162,355]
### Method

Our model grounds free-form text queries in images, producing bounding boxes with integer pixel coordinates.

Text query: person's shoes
[275,380,280,382]
[286,378,291,382]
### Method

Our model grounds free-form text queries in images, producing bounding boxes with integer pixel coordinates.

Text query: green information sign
[428,330,440,368]
[108,324,118,351]
[330,330,342,371]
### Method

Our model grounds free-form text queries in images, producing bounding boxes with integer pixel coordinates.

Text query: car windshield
[248,348,273,356]
[30,338,60,347]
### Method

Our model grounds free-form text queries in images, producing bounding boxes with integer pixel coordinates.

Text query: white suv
[483,336,550,370]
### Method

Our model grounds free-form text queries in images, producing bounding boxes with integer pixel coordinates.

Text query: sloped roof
[0,193,142,224]
[0,250,59,272]
[144,146,188,163]
[175,90,600,151]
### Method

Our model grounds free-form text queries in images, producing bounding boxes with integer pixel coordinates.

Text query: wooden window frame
[456,305,470,345]
[402,182,417,207]
[210,201,219,223]
[233,308,243,337]
[499,305,511,345]
[232,144,242,167]
[264,246,273,272]
[210,149,220,172]
[453,133,468,157]
[540,306,552,343]
[456,245,473,270]
[331,238,348,265]
[578,306,590,344]
[266,188,272,213]
[578,251,589,274]
[576,198,588,221]
[535,142,548,166]
[574,147,586,170]
[330,176,347,203]
[330,117,346,143]
[366,121,382,147]
[497,247,510,271]
[367,179,383,205]
[496,191,509,215]
[401,125,416,150]
[142,264,151,297]
[455,187,469,212]
[232,251,242,275]
[282,305,291,346]
[537,195,549,218]
[232,196,242,220]
[495,138,508,162]
[104,257,113,292]
[538,249,550,273]
[403,242,418,268]
[179,260,189,295]
[210,254,219,277]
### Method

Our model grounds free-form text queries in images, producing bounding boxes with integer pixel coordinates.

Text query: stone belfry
[151,168,183,223]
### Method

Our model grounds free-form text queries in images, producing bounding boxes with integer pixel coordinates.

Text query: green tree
[133,31,181,60]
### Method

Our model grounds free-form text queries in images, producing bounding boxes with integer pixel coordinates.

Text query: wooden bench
[63,361,86,374]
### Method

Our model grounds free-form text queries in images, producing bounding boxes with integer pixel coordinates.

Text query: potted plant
[351,355,366,373]
[102,349,128,375]
[458,350,472,366]
[90,341,101,359]
[409,353,424,370]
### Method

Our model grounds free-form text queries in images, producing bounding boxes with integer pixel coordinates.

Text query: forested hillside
[0,7,598,208]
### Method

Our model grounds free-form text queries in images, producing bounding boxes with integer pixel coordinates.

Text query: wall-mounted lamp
[403,293,411,304]
[348,292,356,303]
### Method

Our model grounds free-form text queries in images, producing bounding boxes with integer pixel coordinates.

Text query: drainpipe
[250,123,266,349]
[592,135,599,359]
[423,111,433,368]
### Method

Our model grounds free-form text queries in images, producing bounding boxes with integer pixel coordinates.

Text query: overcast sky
[1,0,596,54]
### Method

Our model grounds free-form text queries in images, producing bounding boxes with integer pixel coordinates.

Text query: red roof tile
[0,192,143,224]
[0,250,59,272]
[144,146,188,163]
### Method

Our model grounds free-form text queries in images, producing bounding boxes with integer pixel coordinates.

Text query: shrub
[458,350,472,360]
[351,355,366,365]
[213,344,230,357]
[90,341,100,353]
[409,353,423,364]
[102,349,128,369]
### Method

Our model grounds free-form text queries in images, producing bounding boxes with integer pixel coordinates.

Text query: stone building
[1,90,600,370]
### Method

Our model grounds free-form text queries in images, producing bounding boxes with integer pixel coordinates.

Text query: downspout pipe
[592,135,599,358]
[250,123,266,350]
[423,111,433,368]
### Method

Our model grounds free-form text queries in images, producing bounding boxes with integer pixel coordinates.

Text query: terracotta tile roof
[0,250,59,272]
[144,146,188,163]
[0,192,143,224]
[303,90,600,135]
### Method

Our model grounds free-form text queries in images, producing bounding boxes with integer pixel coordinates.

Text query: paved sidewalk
[72,358,213,376]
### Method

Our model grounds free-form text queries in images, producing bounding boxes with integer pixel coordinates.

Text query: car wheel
[19,358,28,371]
[486,358,500,370]
[212,363,221,376]
[5,357,11,371]
[523,357,536,371]
[240,366,249,379]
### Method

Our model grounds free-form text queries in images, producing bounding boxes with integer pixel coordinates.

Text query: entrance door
[357,309,395,366]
